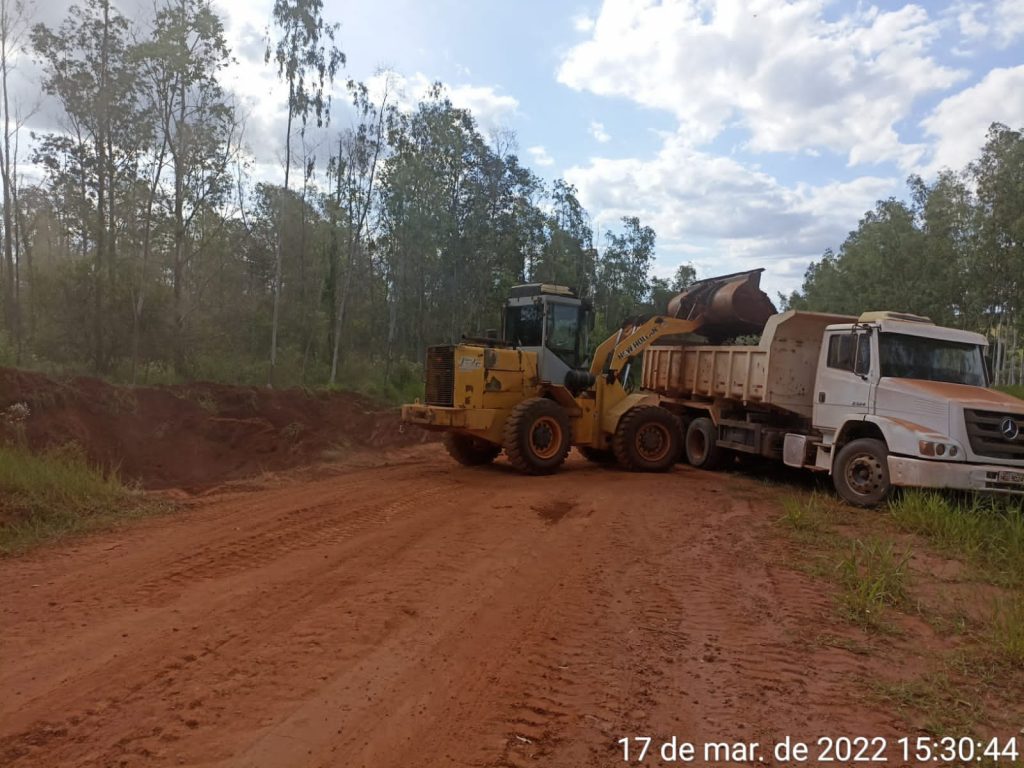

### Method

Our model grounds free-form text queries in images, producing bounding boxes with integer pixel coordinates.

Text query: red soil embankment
[0,368,428,490]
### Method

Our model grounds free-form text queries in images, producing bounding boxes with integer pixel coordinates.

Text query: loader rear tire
[443,432,501,466]
[613,406,682,472]
[503,397,571,475]
[685,417,728,470]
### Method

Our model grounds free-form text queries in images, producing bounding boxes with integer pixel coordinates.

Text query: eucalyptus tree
[32,0,141,372]
[595,216,656,332]
[136,0,238,375]
[327,79,389,384]
[0,0,33,353]
[264,0,344,385]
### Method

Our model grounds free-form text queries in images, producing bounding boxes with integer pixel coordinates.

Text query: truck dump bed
[642,310,854,418]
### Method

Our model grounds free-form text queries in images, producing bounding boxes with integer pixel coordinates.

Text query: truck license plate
[997,470,1024,484]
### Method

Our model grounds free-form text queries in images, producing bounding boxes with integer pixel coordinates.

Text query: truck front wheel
[503,397,571,474]
[443,432,501,466]
[685,417,728,470]
[833,438,891,508]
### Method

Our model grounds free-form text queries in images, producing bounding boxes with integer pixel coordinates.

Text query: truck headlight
[918,440,958,458]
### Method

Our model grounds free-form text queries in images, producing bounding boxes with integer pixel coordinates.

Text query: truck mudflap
[888,456,1024,495]
[400,403,497,432]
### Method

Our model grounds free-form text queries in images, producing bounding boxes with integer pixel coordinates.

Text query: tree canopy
[0,0,672,400]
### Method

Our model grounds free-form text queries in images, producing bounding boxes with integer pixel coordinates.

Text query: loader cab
[504,284,592,386]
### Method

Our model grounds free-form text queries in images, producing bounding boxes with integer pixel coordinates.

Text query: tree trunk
[268,98,293,387]
[0,10,17,353]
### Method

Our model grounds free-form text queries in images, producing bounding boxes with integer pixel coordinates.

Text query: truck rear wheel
[612,406,681,472]
[833,438,891,508]
[685,417,728,470]
[443,432,501,466]
[503,397,571,474]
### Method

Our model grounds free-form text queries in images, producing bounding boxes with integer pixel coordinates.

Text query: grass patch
[869,671,985,735]
[990,596,1024,668]
[779,493,829,533]
[0,443,165,555]
[888,491,1024,586]
[835,538,912,627]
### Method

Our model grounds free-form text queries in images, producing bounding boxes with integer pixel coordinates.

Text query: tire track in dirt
[2,448,916,767]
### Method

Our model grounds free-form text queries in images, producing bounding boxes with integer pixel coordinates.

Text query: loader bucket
[667,268,776,341]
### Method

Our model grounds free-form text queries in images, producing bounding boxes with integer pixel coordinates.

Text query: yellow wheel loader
[400,270,775,474]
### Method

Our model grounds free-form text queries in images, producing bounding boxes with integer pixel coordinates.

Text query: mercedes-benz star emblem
[1001,417,1020,440]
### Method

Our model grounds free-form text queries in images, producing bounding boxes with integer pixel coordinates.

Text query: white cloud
[919,66,1024,174]
[566,129,900,295]
[447,83,520,127]
[589,120,611,143]
[573,13,596,33]
[528,145,556,167]
[950,0,1024,49]
[365,71,518,131]
[557,0,965,168]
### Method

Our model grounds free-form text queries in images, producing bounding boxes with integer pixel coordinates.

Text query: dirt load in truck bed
[0,368,428,491]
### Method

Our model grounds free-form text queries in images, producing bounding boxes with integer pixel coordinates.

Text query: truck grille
[964,409,1024,460]
[425,345,455,406]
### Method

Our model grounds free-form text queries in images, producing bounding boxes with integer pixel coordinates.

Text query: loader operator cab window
[504,304,543,347]
[546,302,583,368]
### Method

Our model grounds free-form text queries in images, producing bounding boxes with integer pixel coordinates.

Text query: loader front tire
[613,406,682,472]
[443,432,501,466]
[504,397,571,475]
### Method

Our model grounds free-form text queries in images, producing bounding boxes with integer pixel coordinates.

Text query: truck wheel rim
[637,423,671,462]
[846,453,883,495]
[530,416,562,460]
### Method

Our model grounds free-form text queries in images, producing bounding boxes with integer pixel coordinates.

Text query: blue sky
[30,0,1024,299]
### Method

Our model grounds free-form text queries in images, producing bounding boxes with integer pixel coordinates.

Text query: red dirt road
[1,447,907,767]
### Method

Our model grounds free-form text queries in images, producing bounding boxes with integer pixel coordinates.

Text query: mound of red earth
[0,368,431,491]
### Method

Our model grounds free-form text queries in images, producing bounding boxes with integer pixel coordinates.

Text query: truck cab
[812,312,1024,504]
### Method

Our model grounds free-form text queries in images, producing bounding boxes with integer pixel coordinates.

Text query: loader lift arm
[592,315,705,383]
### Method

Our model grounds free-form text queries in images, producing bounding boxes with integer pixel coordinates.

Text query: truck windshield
[878,333,987,386]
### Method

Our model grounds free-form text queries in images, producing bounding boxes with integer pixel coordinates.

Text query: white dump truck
[643,310,1024,506]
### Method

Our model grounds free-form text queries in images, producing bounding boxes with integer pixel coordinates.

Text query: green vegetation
[869,671,986,735]
[835,538,912,627]
[0,443,163,555]
[0,0,675,395]
[779,493,831,533]
[888,491,1024,586]
[991,596,1024,669]
[778,487,1024,733]
[785,123,1024,384]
